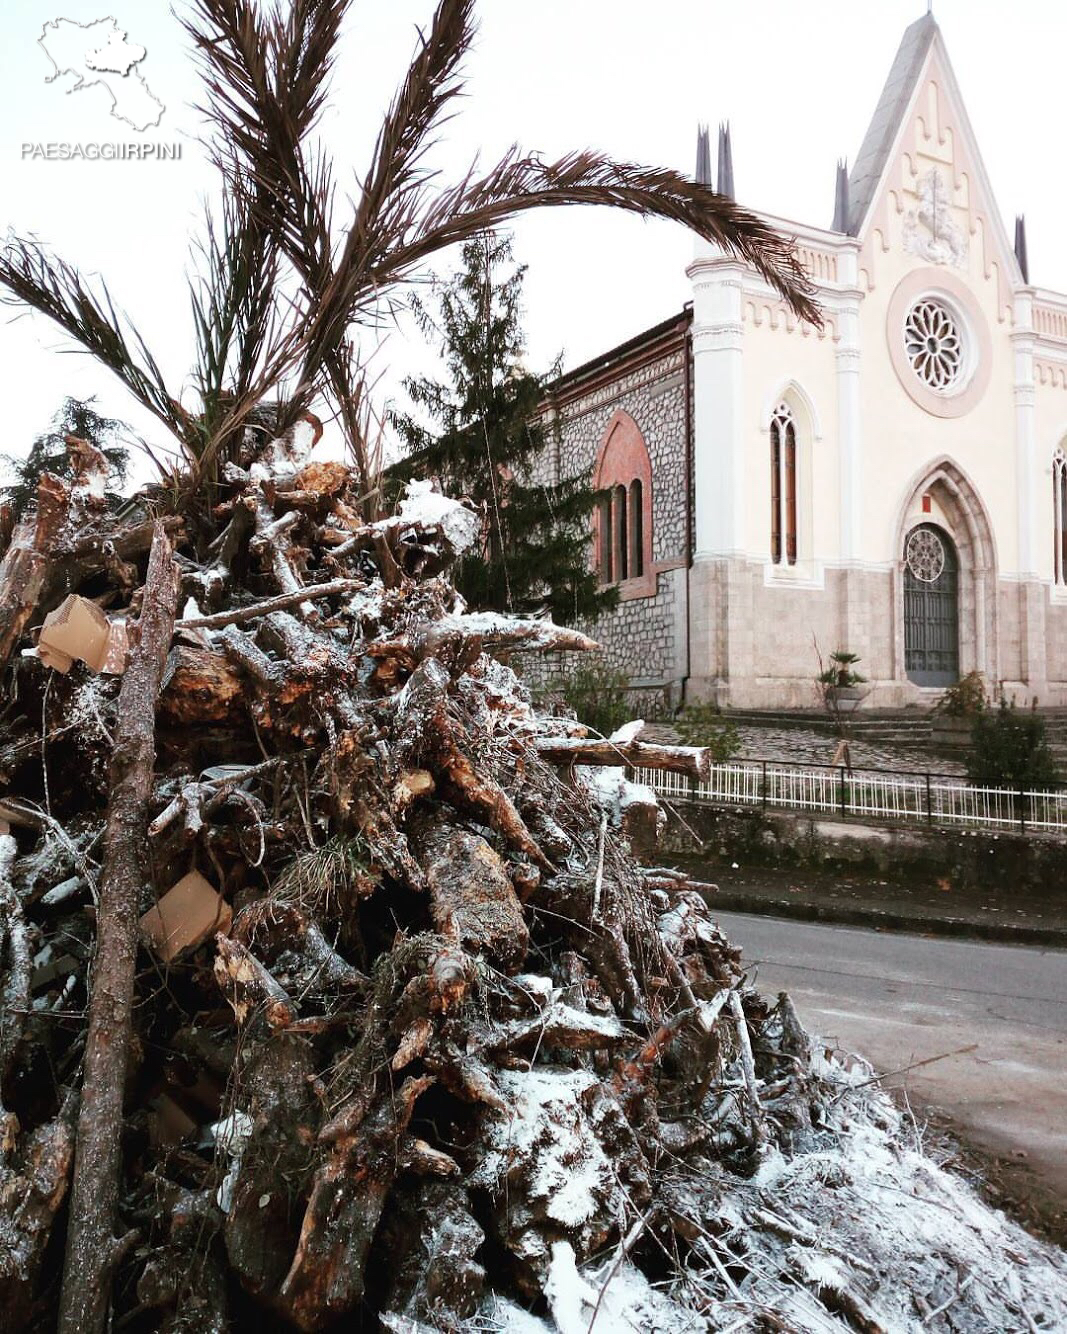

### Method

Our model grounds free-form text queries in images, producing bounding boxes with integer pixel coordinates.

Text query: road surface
[715,910,1067,1200]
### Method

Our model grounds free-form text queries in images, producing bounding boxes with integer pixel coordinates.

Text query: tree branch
[57,524,178,1334]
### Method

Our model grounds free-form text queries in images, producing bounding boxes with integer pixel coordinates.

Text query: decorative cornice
[693,322,744,339]
[541,308,691,409]
[742,297,839,342]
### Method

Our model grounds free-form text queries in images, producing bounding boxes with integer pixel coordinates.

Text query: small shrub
[557,659,633,738]
[816,649,867,689]
[935,670,988,718]
[813,643,868,736]
[966,698,1060,791]
[675,703,742,762]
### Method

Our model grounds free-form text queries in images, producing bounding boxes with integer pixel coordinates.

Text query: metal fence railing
[635,758,1067,835]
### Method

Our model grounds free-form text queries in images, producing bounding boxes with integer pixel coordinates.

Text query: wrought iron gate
[903,524,959,687]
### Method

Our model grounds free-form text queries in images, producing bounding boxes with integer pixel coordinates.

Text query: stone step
[722,710,932,739]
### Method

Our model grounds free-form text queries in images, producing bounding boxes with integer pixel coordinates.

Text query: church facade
[537,14,1067,713]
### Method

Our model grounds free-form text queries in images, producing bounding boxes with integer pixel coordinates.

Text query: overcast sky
[1,0,1064,475]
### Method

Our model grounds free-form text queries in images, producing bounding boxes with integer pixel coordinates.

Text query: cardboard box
[37,595,113,673]
[140,871,232,962]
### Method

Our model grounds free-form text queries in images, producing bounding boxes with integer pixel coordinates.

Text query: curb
[706,892,1067,949]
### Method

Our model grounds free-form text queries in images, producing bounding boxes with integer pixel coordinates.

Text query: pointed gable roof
[847,14,938,235]
[844,13,1023,299]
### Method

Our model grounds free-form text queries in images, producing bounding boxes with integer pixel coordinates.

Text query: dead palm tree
[1,0,817,513]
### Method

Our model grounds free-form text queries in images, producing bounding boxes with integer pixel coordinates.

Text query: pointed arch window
[1055,449,1067,585]
[770,402,797,566]
[593,411,655,597]
[612,484,628,581]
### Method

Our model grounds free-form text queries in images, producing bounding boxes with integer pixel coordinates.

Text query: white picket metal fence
[635,760,1067,835]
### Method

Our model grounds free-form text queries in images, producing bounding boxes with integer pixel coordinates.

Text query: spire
[717,122,734,200]
[832,160,850,233]
[695,123,712,187]
[847,13,938,234]
[1015,214,1030,283]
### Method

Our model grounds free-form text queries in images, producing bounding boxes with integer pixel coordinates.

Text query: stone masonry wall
[520,348,690,713]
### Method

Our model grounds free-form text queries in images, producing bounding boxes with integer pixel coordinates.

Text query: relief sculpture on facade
[903,168,968,268]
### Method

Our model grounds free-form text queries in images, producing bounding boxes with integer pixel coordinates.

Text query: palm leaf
[0,0,821,513]
[0,236,190,442]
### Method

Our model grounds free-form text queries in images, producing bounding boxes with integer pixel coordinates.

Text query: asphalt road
[715,910,1067,1200]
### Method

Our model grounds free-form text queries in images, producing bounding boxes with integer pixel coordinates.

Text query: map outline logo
[39,15,165,133]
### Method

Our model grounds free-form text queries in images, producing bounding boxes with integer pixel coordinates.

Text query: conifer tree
[391,233,616,622]
[2,397,130,520]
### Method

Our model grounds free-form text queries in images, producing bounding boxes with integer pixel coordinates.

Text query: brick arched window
[1055,448,1067,585]
[593,411,654,597]
[770,402,797,566]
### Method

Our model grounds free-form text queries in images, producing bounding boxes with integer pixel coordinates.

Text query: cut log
[251,500,315,619]
[276,1075,432,1330]
[415,613,600,658]
[68,514,185,564]
[176,577,364,631]
[0,473,69,669]
[411,818,530,973]
[214,934,297,1030]
[57,524,178,1334]
[0,1090,78,1327]
[0,833,31,1110]
[536,736,712,782]
[160,645,245,724]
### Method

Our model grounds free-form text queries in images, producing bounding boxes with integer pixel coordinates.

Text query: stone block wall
[520,347,691,713]
[1047,598,1067,702]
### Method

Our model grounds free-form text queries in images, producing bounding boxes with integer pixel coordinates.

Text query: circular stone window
[903,298,963,392]
[905,526,946,583]
[886,270,990,419]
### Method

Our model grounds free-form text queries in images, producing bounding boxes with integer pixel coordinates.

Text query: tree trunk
[57,524,178,1334]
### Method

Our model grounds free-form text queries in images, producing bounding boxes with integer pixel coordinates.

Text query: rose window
[904,299,963,391]
[906,527,946,583]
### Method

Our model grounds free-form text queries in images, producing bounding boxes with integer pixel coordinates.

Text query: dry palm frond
[186,167,319,492]
[385,149,820,324]
[181,0,352,475]
[181,0,342,294]
[307,0,819,410]
[0,235,190,443]
[325,0,477,326]
[0,0,820,513]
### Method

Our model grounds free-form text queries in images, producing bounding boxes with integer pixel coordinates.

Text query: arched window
[770,402,797,566]
[629,479,644,578]
[612,484,628,581]
[593,412,654,595]
[1055,449,1067,585]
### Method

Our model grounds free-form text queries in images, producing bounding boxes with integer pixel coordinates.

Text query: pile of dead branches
[0,429,1064,1334]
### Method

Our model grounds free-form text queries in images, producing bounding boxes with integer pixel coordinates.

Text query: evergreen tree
[2,397,130,519]
[391,233,616,623]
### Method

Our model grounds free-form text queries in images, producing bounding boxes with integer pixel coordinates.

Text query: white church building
[539,13,1067,712]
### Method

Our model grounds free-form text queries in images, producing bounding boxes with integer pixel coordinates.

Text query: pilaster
[1012,289,1038,579]
[687,248,745,559]
[1012,289,1047,690]
[833,244,864,564]
[832,242,865,654]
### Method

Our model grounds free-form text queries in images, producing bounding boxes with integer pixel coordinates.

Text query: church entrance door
[903,524,959,687]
